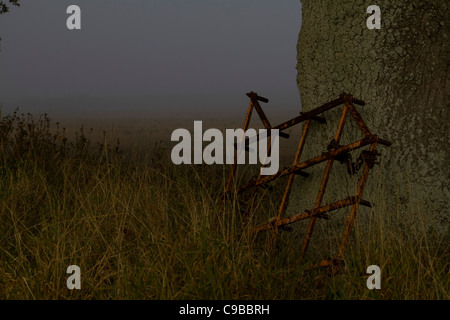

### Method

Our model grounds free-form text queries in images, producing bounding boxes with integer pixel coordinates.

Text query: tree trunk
[287,0,449,249]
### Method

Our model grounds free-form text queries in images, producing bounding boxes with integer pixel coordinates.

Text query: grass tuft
[0,111,448,299]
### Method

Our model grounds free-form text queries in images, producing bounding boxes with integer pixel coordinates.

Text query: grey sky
[0,0,302,119]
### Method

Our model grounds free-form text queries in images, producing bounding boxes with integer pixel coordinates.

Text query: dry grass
[0,111,448,300]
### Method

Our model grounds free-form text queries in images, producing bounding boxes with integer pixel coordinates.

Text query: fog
[0,0,302,121]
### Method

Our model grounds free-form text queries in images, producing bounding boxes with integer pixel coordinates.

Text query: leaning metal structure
[224,92,391,268]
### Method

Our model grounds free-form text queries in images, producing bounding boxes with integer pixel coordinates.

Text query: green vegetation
[0,111,448,299]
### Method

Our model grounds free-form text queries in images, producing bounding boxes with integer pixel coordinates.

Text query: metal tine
[299,103,350,260]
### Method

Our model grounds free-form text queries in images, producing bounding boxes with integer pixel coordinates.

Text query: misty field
[0,111,448,300]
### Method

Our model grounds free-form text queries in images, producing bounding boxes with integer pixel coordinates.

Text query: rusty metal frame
[224,92,391,268]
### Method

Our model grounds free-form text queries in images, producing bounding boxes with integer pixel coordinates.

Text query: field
[0,111,448,300]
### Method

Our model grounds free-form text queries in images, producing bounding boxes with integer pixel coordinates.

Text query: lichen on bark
[287,0,449,248]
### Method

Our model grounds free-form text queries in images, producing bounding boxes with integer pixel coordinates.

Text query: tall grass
[0,111,448,299]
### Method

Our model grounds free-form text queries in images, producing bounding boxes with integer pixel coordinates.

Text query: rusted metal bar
[241,95,345,146]
[253,100,272,130]
[310,115,327,124]
[274,97,344,132]
[350,96,365,106]
[294,171,310,177]
[238,130,274,221]
[276,120,312,217]
[250,97,289,137]
[336,141,379,259]
[246,91,269,104]
[240,93,364,151]
[345,100,372,138]
[269,120,312,248]
[299,104,349,260]
[237,135,378,193]
[237,130,288,151]
[239,96,341,146]
[339,92,366,107]
[250,196,371,234]
[225,99,254,194]
[378,138,392,147]
[241,94,356,146]
[277,120,311,220]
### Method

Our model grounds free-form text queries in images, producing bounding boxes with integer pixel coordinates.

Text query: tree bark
[287,0,449,244]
